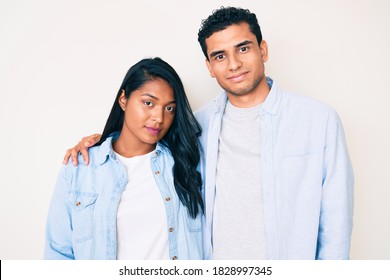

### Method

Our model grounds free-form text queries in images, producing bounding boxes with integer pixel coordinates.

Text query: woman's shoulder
[61,144,113,181]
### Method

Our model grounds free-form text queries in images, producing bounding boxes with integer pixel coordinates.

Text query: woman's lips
[146,127,161,135]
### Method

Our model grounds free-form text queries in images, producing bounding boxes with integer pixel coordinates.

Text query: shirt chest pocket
[67,192,98,243]
[281,152,314,188]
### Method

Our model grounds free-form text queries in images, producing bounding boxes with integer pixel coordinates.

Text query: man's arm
[62,134,101,166]
[317,111,354,259]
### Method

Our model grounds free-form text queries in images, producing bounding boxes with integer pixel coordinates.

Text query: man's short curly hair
[197,7,262,60]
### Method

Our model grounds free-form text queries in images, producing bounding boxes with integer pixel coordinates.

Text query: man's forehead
[206,23,252,43]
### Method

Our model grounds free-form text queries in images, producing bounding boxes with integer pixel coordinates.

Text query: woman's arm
[44,166,75,260]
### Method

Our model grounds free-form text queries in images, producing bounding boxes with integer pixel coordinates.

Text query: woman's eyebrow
[141,93,175,104]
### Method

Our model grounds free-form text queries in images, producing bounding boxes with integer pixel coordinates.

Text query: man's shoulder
[280,89,337,116]
[194,101,214,118]
[194,92,225,122]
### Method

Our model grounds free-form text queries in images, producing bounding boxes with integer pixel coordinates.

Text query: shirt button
[169,227,174,233]
[75,201,81,206]
[154,171,160,175]
[172,256,177,260]
[155,151,158,156]
[166,197,170,201]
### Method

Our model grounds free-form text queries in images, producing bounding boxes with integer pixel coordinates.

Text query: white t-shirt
[213,101,268,259]
[115,151,169,260]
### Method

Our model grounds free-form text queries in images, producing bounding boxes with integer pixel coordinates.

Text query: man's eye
[239,46,248,52]
[165,106,175,112]
[144,101,153,106]
[215,54,225,61]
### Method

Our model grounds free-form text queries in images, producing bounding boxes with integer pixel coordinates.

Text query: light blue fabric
[195,78,354,260]
[44,134,203,260]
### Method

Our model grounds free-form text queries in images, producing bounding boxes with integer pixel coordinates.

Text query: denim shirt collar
[213,76,282,116]
[95,131,172,166]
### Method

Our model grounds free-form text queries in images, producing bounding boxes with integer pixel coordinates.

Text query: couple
[45,7,354,260]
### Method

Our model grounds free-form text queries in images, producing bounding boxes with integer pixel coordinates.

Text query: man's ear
[205,59,216,78]
[260,40,269,62]
[118,90,127,111]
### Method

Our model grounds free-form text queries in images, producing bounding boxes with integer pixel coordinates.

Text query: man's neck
[227,77,270,108]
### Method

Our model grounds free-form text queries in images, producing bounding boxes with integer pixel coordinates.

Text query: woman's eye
[166,106,175,112]
[144,101,153,106]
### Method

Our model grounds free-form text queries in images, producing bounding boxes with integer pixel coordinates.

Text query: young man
[64,7,354,260]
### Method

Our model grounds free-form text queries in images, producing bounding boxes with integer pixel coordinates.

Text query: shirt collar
[95,131,171,166]
[261,77,282,116]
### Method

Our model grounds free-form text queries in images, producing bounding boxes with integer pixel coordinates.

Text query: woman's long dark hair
[96,57,203,218]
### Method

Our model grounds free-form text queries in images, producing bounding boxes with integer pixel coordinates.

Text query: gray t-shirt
[213,100,267,259]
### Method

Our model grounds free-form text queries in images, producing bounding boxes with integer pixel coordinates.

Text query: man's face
[205,22,269,106]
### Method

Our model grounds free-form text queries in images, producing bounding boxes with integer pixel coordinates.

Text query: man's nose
[229,53,242,71]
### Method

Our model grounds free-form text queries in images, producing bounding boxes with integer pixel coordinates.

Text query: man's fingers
[62,134,99,166]
[80,146,90,165]
[70,143,81,166]
[84,134,101,147]
[63,149,71,165]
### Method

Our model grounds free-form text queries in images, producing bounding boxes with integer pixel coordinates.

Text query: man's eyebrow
[209,40,254,58]
[235,40,254,48]
[209,50,224,58]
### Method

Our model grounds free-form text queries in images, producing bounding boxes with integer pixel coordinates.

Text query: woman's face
[119,78,176,152]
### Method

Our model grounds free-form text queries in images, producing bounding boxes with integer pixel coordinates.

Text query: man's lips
[228,72,248,83]
[146,127,162,135]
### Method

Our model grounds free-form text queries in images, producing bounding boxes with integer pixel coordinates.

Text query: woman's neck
[113,135,156,158]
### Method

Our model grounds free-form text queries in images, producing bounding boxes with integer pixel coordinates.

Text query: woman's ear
[118,90,127,111]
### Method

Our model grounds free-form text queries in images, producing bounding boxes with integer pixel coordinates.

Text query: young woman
[44,57,204,260]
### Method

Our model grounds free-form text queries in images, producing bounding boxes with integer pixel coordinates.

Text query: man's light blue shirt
[44,134,203,260]
[195,78,354,259]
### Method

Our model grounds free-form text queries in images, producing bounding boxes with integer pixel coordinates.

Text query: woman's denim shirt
[44,134,203,260]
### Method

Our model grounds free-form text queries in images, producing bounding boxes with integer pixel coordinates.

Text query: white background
[0,0,389,259]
